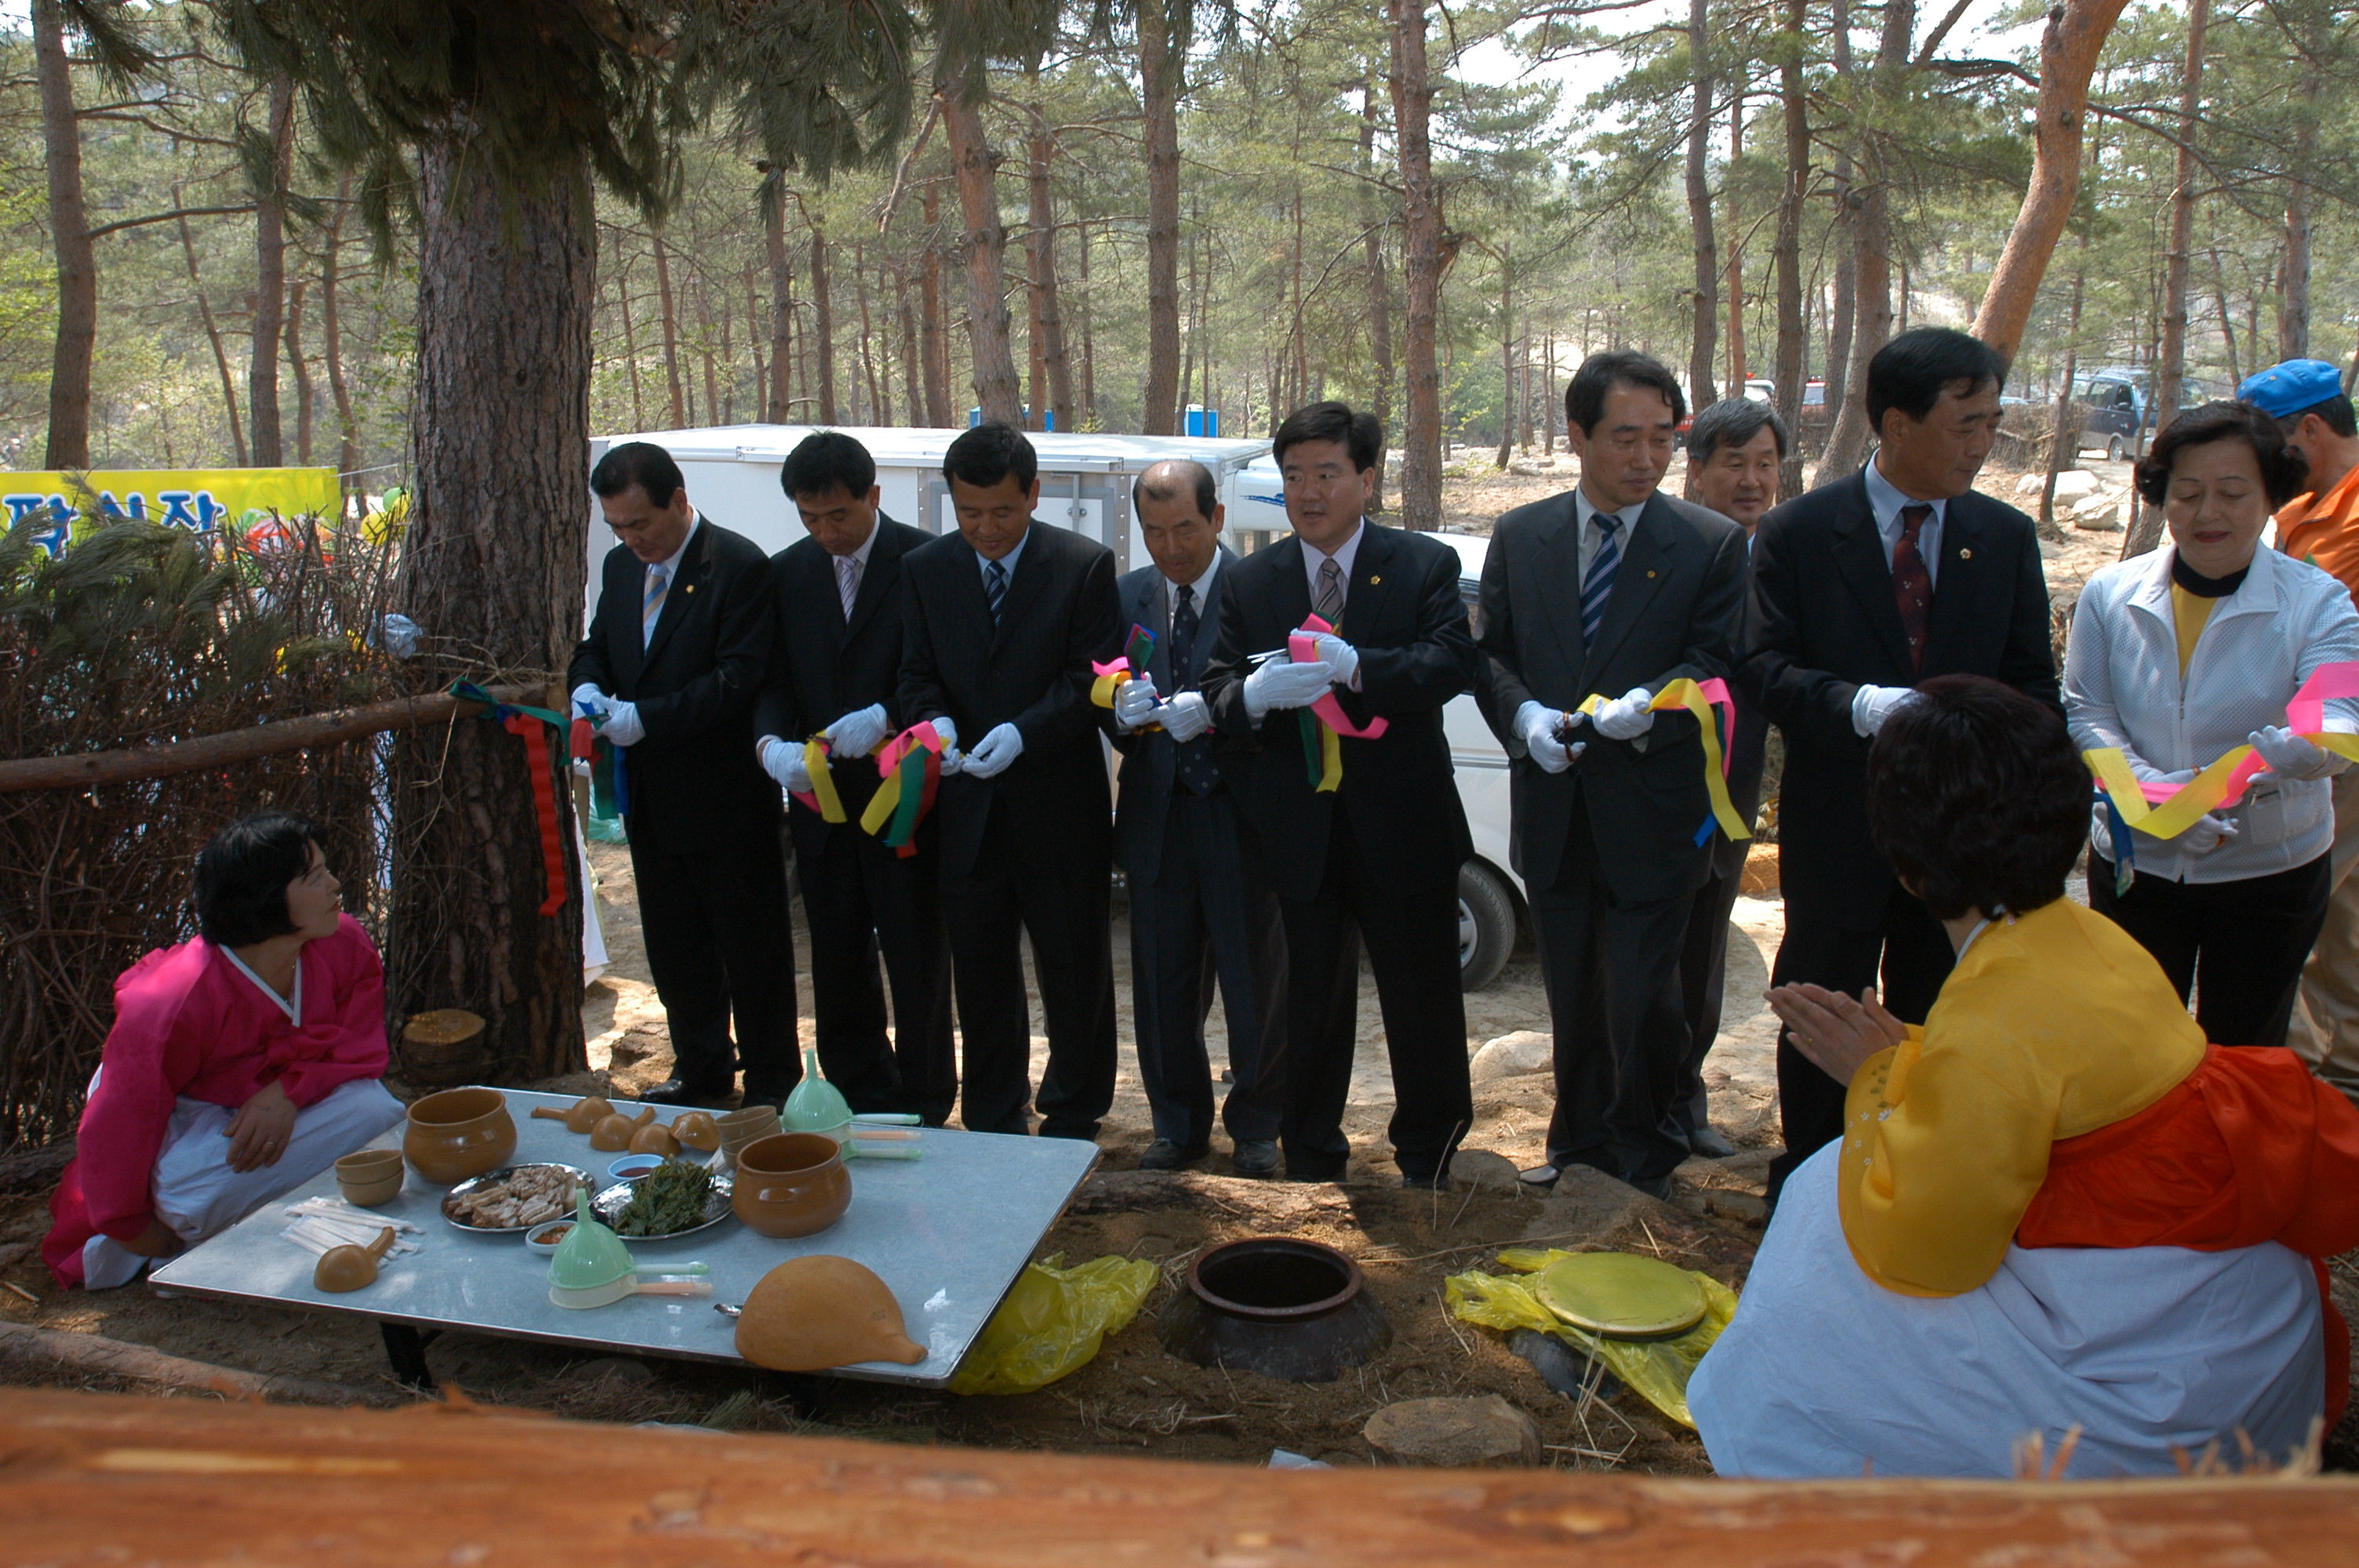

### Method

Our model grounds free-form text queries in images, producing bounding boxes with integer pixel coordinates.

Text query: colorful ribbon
[2085,662,2359,840]
[791,732,847,823]
[1092,623,1163,727]
[1289,613,1385,794]
[860,723,947,857]
[1573,677,1752,844]
[446,681,574,918]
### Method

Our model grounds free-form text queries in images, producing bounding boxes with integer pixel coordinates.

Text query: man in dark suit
[1201,402,1480,1189]
[569,441,794,1109]
[751,432,954,1125]
[1478,353,1748,1199]
[1674,397,1786,1160]
[1106,459,1288,1175]
[898,423,1121,1139]
[1738,326,2058,1202]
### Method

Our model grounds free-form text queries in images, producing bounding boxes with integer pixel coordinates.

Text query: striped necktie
[642,563,669,648]
[984,559,1009,625]
[1314,557,1345,625]
[1580,512,1622,651]
[838,554,862,622]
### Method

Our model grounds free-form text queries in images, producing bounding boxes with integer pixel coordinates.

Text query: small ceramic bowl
[335,1149,405,1208]
[525,1220,575,1255]
[608,1153,665,1185]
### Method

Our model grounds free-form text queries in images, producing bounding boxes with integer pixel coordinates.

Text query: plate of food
[592,1159,732,1240]
[442,1164,591,1232]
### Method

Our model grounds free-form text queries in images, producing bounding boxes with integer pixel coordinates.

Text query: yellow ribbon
[2087,733,2359,840]
[802,733,846,824]
[1314,720,1343,793]
[1574,677,1751,843]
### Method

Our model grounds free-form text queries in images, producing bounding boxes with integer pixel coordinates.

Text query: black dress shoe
[1685,1124,1738,1160]
[1517,1163,1562,1190]
[1230,1139,1280,1177]
[637,1080,736,1109]
[1138,1138,1209,1171]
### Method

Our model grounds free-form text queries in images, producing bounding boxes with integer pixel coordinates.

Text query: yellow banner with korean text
[2,469,342,556]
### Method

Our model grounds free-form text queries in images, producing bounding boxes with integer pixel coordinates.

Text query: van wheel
[2106,434,2127,463]
[1458,862,1518,992]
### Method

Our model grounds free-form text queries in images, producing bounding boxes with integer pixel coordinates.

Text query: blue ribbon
[2101,788,2135,896]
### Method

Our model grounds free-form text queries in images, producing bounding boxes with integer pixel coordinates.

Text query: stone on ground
[1365,1395,1543,1467]
[1470,1029,1551,1083]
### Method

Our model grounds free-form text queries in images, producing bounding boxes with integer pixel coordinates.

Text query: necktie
[1171,583,1220,797]
[1580,512,1622,651]
[837,554,862,622]
[1314,557,1345,625]
[984,558,1009,626]
[642,563,669,648]
[1892,503,1933,673]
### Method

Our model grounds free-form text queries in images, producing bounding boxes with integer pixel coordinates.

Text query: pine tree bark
[763,191,792,421]
[938,67,1022,426]
[391,136,589,1083]
[248,76,295,467]
[1076,220,1096,427]
[1684,0,1720,413]
[322,178,360,488]
[897,262,921,430]
[808,210,839,424]
[743,268,765,419]
[284,279,314,466]
[1725,72,1747,391]
[1361,79,1394,509]
[616,253,648,430]
[179,204,247,466]
[2281,15,2321,361]
[1138,0,1183,434]
[1819,0,1915,479]
[1821,0,1857,454]
[1772,0,1810,499]
[1390,0,1442,529]
[2152,0,2207,448]
[653,233,686,426]
[34,0,94,467]
[919,183,951,426]
[1024,112,1074,434]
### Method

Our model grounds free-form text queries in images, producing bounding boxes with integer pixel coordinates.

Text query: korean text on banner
[2,469,343,556]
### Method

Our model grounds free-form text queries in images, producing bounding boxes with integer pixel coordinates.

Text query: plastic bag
[1445,1248,1737,1429]
[947,1252,1161,1396]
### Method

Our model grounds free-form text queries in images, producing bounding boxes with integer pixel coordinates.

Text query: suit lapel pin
[1369,575,1381,586]
[1958,548,1972,561]
[1646,569,1657,579]
[684,583,696,593]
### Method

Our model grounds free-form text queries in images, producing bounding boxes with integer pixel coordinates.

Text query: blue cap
[2238,359,2345,419]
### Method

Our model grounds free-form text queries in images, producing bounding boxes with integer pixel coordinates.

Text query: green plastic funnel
[547,1189,638,1290]
[782,1047,852,1135]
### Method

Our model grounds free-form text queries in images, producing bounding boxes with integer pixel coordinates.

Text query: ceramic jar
[334,1149,405,1207]
[731,1132,851,1239]
[402,1087,518,1184]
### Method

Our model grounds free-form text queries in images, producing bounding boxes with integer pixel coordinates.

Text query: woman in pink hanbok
[44,815,402,1288]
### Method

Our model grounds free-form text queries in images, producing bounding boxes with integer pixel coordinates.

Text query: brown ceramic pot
[402,1087,518,1184]
[731,1133,851,1239]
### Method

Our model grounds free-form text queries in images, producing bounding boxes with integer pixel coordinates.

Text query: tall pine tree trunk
[35,0,94,467]
[179,204,247,466]
[653,233,685,426]
[1361,79,1394,508]
[322,177,360,488]
[285,279,314,466]
[1684,0,1719,413]
[1138,0,1183,434]
[1076,220,1096,426]
[1389,0,1442,529]
[1024,113,1074,434]
[763,190,792,421]
[1725,73,1747,390]
[1818,1,1911,480]
[938,67,1022,425]
[2281,16,2321,361]
[391,137,590,1083]
[616,255,648,430]
[249,76,295,466]
[2152,0,2207,446]
[897,262,921,430]
[1772,0,1810,498]
[808,211,838,423]
[919,183,951,425]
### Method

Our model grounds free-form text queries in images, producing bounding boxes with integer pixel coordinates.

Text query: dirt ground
[5,451,2353,1473]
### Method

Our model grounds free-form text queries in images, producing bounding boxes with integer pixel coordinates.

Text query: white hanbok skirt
[1688,1142,2325,1478]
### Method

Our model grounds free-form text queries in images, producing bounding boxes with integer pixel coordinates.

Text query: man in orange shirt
[2245,358,2359,1103]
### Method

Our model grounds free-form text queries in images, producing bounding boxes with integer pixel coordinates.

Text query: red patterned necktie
[1892,503,1933,673]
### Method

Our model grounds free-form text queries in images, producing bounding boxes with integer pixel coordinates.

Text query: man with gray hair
[1104,459,1287,1174]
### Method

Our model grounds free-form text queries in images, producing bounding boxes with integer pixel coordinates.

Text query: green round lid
[1532,1252,1707,1339]
[546,1189,638,1290]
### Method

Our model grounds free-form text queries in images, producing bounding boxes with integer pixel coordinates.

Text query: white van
[591,426,1525,989]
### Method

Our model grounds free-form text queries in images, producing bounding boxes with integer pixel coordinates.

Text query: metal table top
[151,1089,1100,1387]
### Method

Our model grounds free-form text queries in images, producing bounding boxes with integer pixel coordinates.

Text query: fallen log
[1,1387,2354,1563]
[0,1323,384,1407]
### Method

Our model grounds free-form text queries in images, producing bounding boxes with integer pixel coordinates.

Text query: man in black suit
[569,441,794,1109]
[1201,403,1479,1189]
[898,423,1121,1139]
[1674,397,1786,1160]
[1106,459,1287,1175]
[751,432,955,1125]
[1738,326,2058,1201]
[1478,353,1748,1199]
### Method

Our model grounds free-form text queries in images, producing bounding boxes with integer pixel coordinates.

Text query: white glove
[1242,659,1336,721]
[1514,701,1582,774]
[758,735,811,793]
[1158,691,1211,743]
[963,722,1024,779]
[571,683,608,716]
[1591,686,1657,742]
[1114,673,1162,730]
[2249,725,2348,782]
[2178,813,2240,854]
[826,702,890,759]
[1295,629,1360,689]
[598,700,645,748]
[929,717,963,777]
[1851,684,1922,738]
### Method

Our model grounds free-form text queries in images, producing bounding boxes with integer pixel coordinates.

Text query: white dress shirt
[1863,458,1944,588]
[1300,519,1365,612]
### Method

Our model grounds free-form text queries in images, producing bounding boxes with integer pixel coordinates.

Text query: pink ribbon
[2131,662,2359,807]
[1291,614,1389,739]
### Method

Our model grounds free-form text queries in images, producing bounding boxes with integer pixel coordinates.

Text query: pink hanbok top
[43,915,388,1286]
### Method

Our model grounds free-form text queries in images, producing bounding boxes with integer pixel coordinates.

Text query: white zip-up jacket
[2066,542,2359,884]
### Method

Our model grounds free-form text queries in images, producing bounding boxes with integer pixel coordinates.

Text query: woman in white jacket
[2066,400,2359,1046]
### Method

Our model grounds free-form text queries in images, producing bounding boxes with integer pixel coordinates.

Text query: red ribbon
[504,713,568,916]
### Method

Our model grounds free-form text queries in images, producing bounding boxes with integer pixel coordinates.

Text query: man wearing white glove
[1107,460,1288,1176]
[751,431,954,1123]
[1110,671,1162,731]
[1850,684,1922,737]
[2251,724,2351,782]
[570,441,794,1111]
[1475,350,1747,1200]
[898,423,1121,1140]
[1201,402,1478,1190]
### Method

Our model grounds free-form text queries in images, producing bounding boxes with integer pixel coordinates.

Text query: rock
[1521,1163,1685,1243]
[609,1034,657,1065]
[1365,1396,1543,1467]
[1704,1190,1768,1225]
[2013,471,2044,497]
[2050,469,2100,502]
[1449,1149,1523,1190]
[2072,494,2123,532]
[1470,1029,1552,1083]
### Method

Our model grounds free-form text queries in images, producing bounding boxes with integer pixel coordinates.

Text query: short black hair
[1272,401,1383,473]
[1866,677,2088,922]
[1565,350,1686,437]
[590,441,686,506]
[780,431,877,503]
[1133,459,1218,521]
[195,813,324,947]
[2284,394,2359,441]
[1866,328,2009,428]
[943,422,1038,492]
[2136,400,2310,510]
[1686,397,1789,464]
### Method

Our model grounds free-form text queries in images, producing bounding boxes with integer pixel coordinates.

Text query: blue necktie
[1171,584,1219,797]
[984,559,1009,626]
[1581,512,1622,651]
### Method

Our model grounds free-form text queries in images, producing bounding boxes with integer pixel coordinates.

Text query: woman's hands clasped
[1765,983,1909,1087]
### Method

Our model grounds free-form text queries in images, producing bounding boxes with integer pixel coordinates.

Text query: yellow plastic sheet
[947,1253,1161,1396]
[1445,1248,1737,1429]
